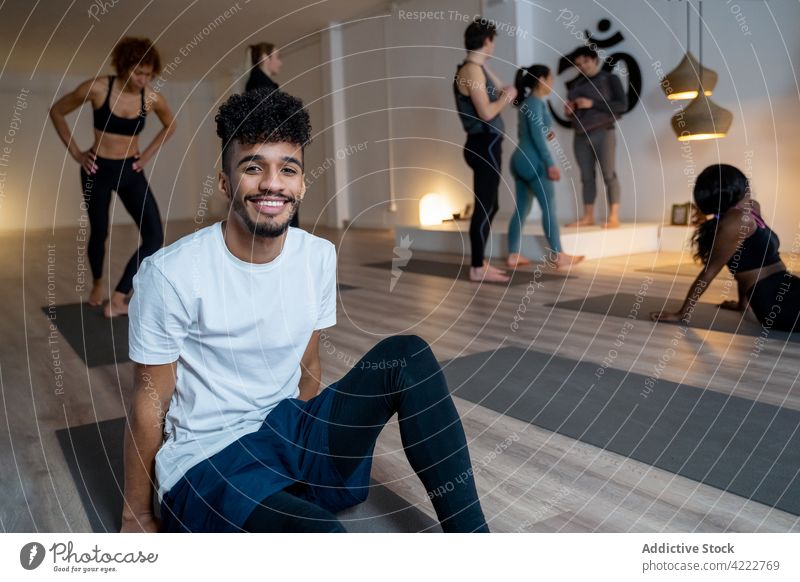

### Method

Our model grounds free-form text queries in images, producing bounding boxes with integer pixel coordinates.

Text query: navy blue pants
[162,335,489,533]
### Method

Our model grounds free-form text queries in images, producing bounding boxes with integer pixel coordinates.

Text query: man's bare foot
[603,218,621,229]
[88,281,104,306]
[470,265,510,283]
[103,293,129,318]
[506,253,531,268]
[566,217,595,227]
[554,252,585,269]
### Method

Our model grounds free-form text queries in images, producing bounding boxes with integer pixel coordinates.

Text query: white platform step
[395,221,661,261]
[659,224,695,252]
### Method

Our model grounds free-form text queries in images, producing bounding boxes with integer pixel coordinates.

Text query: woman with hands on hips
[50,36,175,317]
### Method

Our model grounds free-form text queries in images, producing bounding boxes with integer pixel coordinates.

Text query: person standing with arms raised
[454,19,517,283]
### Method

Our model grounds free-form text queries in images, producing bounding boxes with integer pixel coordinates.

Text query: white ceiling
[0,0,389,80]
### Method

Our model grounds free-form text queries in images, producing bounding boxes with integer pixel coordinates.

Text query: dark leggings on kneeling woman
[80,155,164,295]
[747,271,800,332]
[244,335,489,533]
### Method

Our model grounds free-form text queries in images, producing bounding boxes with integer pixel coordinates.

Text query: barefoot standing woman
[507,64,583,270]
[50,37,175,317]
[453,19,517,283]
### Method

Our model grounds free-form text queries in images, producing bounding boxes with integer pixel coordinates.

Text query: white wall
[327,0,800,248]
[14,0,795,242]
[269,37,331,229]
[0,72,224,233]
[517,0,800,241]
[290,0,486,229]
[338,15,393,228]
[0,39,330,234]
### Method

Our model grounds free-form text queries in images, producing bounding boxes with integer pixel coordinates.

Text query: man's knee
[378,334,430,357]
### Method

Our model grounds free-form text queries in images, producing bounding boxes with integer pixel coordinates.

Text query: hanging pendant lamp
[663,2,717,100]
[663,52,716,100]
[671,91,733,140]
[671,0,732,141]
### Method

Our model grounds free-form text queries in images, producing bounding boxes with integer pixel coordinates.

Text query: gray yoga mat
[443,346,800,515]
[43,303,129,368]
[44,287,356,368]
[636,263,704,277]
[637,263,736,280]
[365,258,568,286]
[550,293,798,342]
[57,417,438,533]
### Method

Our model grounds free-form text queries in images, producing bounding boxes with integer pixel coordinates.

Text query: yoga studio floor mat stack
[550,293,798,342]
[443,346,800,515]
[42,302,129,367]
[57,416,439,533]
[364,258,568,286]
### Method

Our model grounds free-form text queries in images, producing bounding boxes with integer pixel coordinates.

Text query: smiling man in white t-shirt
[121,88,489,533]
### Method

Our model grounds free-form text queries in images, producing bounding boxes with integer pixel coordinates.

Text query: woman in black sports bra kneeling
[50,37,175,317]
[651,164,800,332]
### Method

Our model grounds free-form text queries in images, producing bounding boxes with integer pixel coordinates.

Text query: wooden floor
[1,219,798,532]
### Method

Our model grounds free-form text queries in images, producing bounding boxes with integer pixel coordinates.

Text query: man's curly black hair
[215,88,311,173]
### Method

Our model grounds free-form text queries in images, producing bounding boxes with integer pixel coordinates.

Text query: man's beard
[231,193,299,238]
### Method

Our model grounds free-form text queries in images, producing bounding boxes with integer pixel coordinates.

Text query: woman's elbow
[164,122,177,139]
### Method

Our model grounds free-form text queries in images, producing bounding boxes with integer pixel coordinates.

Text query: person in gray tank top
[453,19,517,283]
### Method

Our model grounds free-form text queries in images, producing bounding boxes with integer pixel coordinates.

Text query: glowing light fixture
[419,193,451,226]
[671,0,732,141]
[664,53,716,100]
[662,2,717,101]
[672,91,733,141]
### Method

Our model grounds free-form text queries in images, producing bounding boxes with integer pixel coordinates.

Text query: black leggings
[80,156,164,294]
[747,271,800,332]
[244,335,489,533]
[464,133,503,268]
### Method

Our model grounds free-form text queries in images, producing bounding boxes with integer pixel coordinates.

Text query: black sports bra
[93,76,146,136]
[727,210,781,274]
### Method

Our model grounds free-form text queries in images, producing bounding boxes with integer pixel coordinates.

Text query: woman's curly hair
[215,88,311,173]
[112,37,162,76]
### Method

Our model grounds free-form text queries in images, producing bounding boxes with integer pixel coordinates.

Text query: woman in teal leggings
[507,65,583,269]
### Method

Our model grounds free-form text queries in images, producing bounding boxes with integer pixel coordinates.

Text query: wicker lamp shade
[662,52,717,100]
[671,91,733,141]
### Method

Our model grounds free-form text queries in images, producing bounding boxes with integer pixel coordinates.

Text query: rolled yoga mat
[443,346,800,515]
[57,417,439,533]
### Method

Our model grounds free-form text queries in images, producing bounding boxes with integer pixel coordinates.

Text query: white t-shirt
[128,222,337,500]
